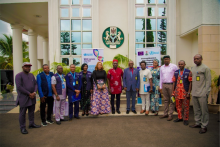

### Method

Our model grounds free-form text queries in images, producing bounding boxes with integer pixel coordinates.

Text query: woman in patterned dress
[90,62,110,115]
[150,59,161,116]
[79,63,93,116]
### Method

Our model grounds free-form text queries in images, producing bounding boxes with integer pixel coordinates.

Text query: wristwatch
[187,92,190,95]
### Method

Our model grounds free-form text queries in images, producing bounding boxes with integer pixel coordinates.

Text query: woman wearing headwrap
[150,59,161,116]
[79,63,93,116]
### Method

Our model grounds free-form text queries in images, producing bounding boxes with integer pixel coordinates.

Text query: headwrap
[113,59,118,63]
[153,59,159,64]
[163,55,170,59]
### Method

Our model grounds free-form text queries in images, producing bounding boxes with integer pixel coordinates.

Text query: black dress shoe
[112,110,115,114]
[199,128,207,134]
[189,124,201,128]
[29,124,41,129]
[20,128,28,134]
[56,121,61,125]
[132,110,137,114]
[184,120,189,126]
[60,119,68,121]
[69,118,73,121]
[74,116,80,119]
[116,110,121,114]
[126,110,130,114]
[86,113,89,116]
[173,118,183,122]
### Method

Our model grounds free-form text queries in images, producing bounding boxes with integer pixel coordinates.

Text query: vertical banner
[136,47,161,69]
[136,47,162,105]
[81,49,104,72]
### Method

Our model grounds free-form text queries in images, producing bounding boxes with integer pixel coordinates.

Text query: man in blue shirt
[37,64,54,126]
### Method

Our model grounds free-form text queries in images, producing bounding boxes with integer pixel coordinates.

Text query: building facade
[0,0,219,92]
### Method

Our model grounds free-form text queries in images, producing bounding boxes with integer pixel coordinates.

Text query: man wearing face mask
[15,62,41,134]
[51,65,68,125]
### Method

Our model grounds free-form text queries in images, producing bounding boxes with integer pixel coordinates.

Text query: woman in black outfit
[79,63,93,116]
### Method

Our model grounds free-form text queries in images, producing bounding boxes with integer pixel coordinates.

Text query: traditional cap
[163,55,170,59]
[113,59,118,63]
[22,62,32,67]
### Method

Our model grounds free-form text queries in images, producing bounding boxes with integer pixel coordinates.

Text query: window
[60,0,92,66]
[135,0,167,55]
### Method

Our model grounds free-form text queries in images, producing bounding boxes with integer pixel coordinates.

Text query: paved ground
[0,108,219,147]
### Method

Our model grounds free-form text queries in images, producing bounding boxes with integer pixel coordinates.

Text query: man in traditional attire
[65,64,82,120]
[51,65,68,125]
[107,59,123,114]
[15,62,41,134]
[189,54,211,134]
[172,60,192,125]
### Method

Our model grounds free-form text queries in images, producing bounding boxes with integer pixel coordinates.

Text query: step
[0,100,16,105]
[0,104,16,109]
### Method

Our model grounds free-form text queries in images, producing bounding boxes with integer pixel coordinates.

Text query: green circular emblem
[102,26,124,49]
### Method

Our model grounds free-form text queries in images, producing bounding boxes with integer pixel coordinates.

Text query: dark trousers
[111,94,121,111]
[40,96,54,122]
[19,104,35,129]
[69,101,79,118]
[126,90,136,111]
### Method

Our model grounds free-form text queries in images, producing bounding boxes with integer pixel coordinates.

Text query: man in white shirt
[139,61,153,115]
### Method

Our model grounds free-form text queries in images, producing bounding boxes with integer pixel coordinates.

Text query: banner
[136,47,161,69]
[81,49,104,72]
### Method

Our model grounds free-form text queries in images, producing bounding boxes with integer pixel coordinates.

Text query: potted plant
[208,70,219,113]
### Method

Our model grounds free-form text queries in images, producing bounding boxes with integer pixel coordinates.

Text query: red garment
[176,99,190,120]
[172,71,192,99]
[107,68,123,94]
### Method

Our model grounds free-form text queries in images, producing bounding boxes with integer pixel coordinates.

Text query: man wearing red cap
[107,59,123,114]
[15,62,41,134]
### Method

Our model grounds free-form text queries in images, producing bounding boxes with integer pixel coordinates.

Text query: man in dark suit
[15,62,41,134]
[123,60,140,114]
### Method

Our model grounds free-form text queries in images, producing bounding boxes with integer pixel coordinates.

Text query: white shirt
[139,68,152,94]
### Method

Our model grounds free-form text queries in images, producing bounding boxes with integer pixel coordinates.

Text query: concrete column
[128,0,135,63]
[11,24,23,93]
[43,38,48,65]
[28,29,38,71]
[37,59,43,69]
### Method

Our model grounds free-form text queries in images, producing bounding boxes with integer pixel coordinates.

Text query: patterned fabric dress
[150,68,160,112]
[80,73,90,111]
[90,79,111,115]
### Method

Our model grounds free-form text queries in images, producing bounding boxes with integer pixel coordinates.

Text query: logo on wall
[102,26,124,49]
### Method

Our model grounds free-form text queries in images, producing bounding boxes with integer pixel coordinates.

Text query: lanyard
[58,74,64,83]
[70,72,75,81]
[179,68,185,80]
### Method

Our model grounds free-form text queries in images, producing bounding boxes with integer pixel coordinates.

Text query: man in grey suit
[123,60,140,114]
[15,62,41,134]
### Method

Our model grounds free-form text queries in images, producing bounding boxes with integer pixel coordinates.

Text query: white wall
[98,0,129,62]
[37,35,43,59]
[202,0,220,24]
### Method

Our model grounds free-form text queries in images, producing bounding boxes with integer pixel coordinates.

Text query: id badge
[63,78,66,82]
[62,83,65,89]
[143,77,146,82]
[76,81,78,84]
[196,76,200,81]
[73,82,75,86]
[180,80,183,84]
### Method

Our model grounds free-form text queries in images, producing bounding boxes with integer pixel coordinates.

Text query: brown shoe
[140,110,146,114]
[189,124,201,128]
[199,128,207,134]
[159,115,168,119]
[154,112,158,116]
[145,111,149,115]
[167,116,173,121]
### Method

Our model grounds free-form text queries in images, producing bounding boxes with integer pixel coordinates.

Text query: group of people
[15,54,211,135]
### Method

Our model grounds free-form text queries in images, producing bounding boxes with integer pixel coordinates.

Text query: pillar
[37,59,43,69]
[11,24,23,93]
[28,29,38,71]
[43,38,48,65]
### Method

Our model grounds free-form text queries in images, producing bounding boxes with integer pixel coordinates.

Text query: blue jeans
[126,90,136,111]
